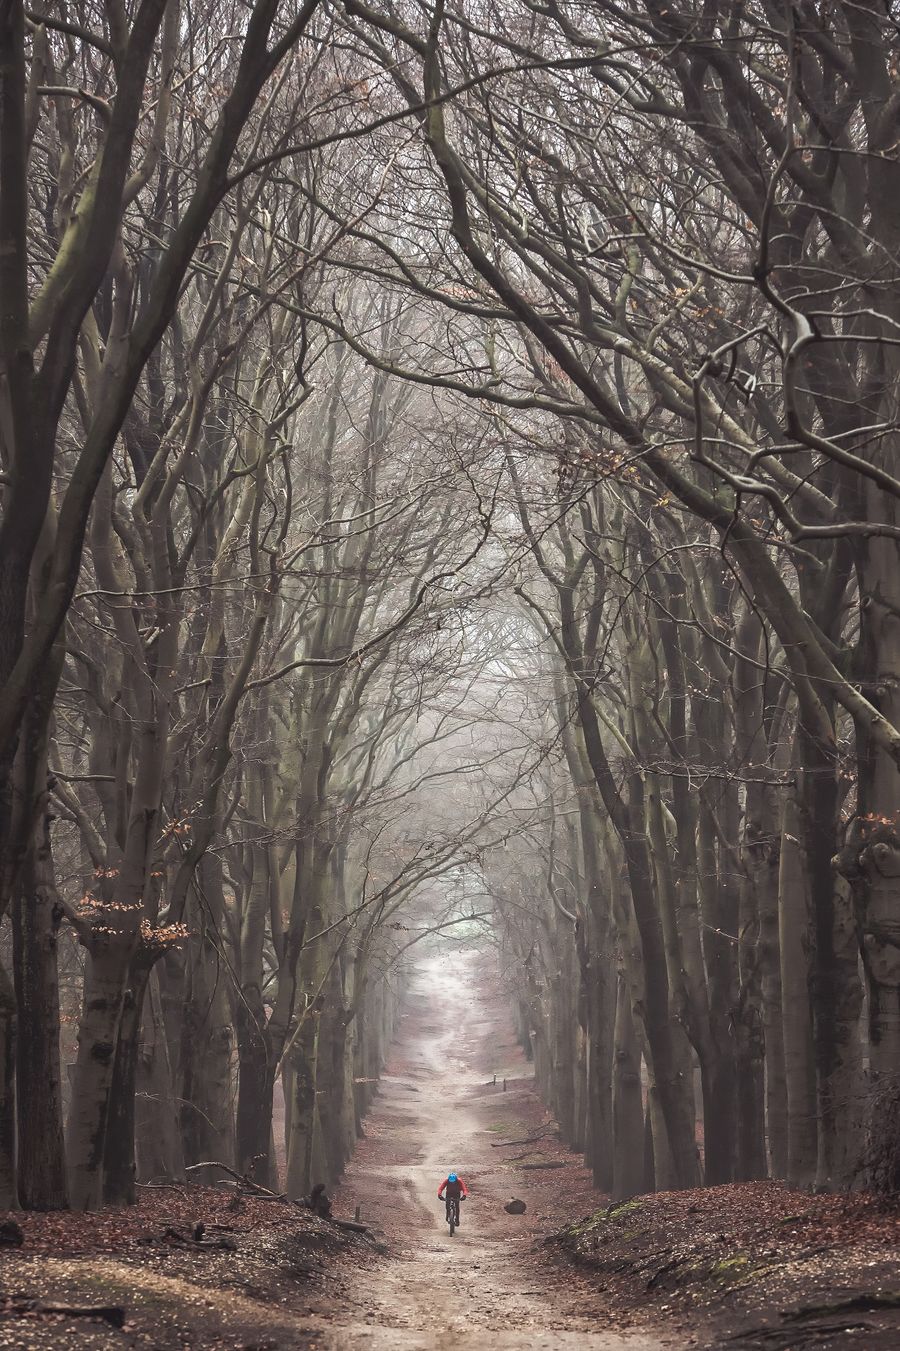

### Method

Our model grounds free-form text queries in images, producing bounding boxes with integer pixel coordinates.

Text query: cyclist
[438,1171,468,1226]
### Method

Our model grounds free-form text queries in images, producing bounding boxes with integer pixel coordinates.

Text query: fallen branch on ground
[725,1320,874,1346]
[184,1161,289,1200]
[491,1126,558,1148]
[783,1293,900,1320]
[1,1302,125,1329]
[183,1162,377,1239]
[519,1161,567,1170]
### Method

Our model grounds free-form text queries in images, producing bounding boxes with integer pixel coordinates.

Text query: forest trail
[0,954,677,1350]
[321,953,672,1350]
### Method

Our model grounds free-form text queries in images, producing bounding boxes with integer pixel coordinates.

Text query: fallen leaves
[552,1181,900,1348]
[0,1185,321,1257]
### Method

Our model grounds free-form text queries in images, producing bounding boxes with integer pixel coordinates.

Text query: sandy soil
[322,953,672,1350]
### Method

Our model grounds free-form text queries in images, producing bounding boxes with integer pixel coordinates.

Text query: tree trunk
[317,953,358,1183]
[549,956,577,1146]
[642,1081,655,1194]
[342,1017,359,1157]
[612,967,644,1200]
[823,875,863,1185]
[655,582,735,1184]
[234,997,277,1187]
[584,941,615,1190]
[648,1081,677,1190]
[102,959,153,1206]
[735,842,767,1182]
[4,622,66,1209]
[67,943,131,1210]
[179,858,235,1167]
[285,1010,320,1198]
[235,784,278,1187]
[799,736,863,1189]
[180,939,235,1167]
[853,534,900,1169]
[12,813,67,1209]
[565,638,700,1186]
[757,795,787,1178]
[602,795,699,1183]
[317,1006,349,1183]
[0,959,17,1208]
[695,800,738,1183]
[135,967,184,1185]
[733,619,776,1182]
[778,787,818,1187]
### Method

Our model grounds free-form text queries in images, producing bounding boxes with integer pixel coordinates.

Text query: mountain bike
[445,1196,460,1236]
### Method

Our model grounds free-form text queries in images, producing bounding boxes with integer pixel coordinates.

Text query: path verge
[551,1181,900,1349]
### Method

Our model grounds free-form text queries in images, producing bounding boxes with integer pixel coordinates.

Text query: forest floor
[0,953,898,1349]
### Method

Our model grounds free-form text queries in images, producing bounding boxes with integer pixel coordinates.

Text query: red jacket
[438,1176,468,1200]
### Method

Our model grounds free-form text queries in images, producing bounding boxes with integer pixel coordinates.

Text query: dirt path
[322,952,673,1350]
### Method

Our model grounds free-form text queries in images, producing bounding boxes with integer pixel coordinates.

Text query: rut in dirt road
[322,953,674,1350]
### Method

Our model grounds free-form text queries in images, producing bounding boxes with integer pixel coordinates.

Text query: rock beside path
[504,1198,527,1215]
[0,1220,23,1247]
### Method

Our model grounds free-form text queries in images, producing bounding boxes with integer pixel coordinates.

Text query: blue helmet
[448,1172,458,1182]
